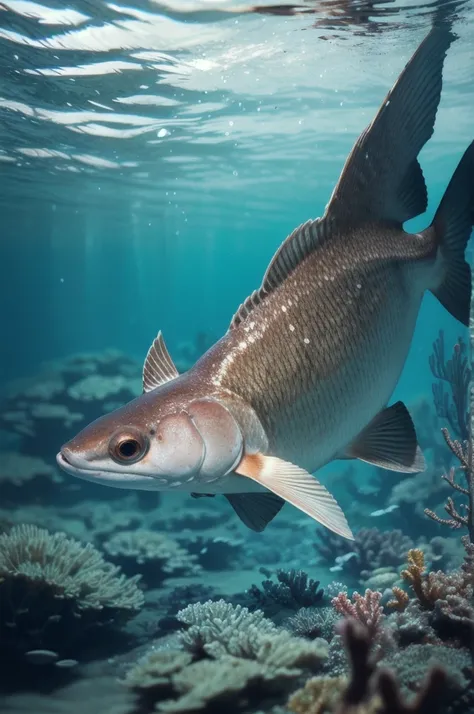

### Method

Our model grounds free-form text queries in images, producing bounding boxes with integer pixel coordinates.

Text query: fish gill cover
[0,0,474,713]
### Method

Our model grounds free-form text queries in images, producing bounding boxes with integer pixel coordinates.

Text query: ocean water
[0,0,473,712]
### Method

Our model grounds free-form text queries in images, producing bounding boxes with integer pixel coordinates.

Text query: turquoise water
[0,1,473,712]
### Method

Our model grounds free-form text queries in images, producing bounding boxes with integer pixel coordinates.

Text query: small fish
[330,552,357,572]
[57,25,473,540]
[370,504,399,518]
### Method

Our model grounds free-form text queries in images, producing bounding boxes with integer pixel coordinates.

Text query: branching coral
[399,548,471,611]
[0,524,144,658]
[287,675,351,714]
[424,428,474,542]
[126,600,328,713]
[127,650,300,713]
[386,587,409,612]
[176,599,278,657]
[388,540,474,647]
[103,530,201,586]
[288,620,450,714]
[249,569,324,611]
[331,590,383,640]
[176,599,327,670]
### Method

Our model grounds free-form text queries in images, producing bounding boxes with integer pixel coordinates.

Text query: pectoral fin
[344,401,425,473]
[225,493,285,532]
[235,453,353,540]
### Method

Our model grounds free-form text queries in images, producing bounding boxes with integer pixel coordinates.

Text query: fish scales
[200,225,434,469]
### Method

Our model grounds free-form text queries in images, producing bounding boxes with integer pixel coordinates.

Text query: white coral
[0,524,144,612]
[177,600,327,669]
[103,530,201,576]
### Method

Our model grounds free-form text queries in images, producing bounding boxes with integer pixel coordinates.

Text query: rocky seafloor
[0,329,473,714]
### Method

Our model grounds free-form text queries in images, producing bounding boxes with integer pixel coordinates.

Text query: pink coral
[331,589,383,638]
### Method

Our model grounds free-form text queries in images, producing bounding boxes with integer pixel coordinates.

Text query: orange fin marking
[235,452,353,540]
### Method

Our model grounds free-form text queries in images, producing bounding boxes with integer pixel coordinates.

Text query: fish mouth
[56,449,161,491]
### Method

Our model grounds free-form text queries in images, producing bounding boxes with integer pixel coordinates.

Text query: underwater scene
[1,0,474,712]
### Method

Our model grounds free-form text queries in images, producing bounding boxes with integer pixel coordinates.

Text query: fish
[57,24,474,541]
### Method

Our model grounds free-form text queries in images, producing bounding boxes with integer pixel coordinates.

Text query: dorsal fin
[261,217,334,291]
[142,331,179,393]
[230,289,265,329]
[230,218,332,329]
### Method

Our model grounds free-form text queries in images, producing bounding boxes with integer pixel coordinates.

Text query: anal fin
[235,454,354,540]
[344,401,425,473]
[225,493,285,532]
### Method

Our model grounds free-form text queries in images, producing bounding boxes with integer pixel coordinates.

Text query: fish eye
[109,428,149,465]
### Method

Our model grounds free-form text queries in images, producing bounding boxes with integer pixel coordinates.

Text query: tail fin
[430,141,474,326]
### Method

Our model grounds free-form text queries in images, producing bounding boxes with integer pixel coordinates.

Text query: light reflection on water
[0,0,473,215]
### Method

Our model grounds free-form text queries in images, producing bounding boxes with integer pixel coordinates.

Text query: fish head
[56,377,245,491]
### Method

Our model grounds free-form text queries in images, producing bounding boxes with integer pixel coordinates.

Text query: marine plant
[429,330,470,441]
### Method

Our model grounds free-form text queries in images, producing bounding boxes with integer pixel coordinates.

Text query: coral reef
[103,530,201,586]
[0,351,142,462]
[248,569,325,612]
[424,428,474,542]
[1,335,473,712]
[0,524,144,661]
[314,527,413,583]
[286,607,341,641]
[125,599,327,713]
[380,643,472,698]
[127,649,298,713]
[288,619,451,714]
[0,452,61,503]
[388,539,474,647]
[176,599,328,668]
[331,589,383,639]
